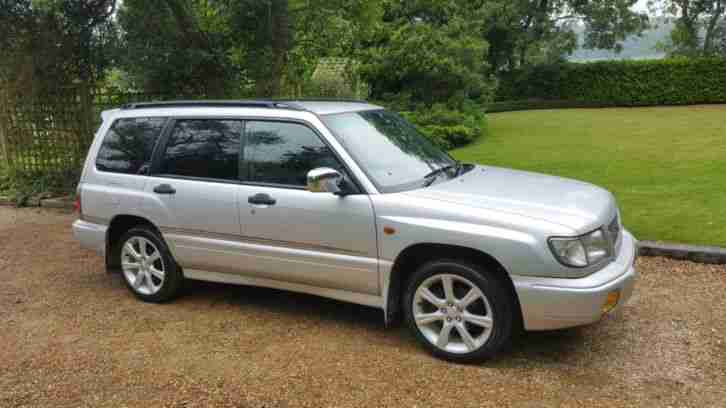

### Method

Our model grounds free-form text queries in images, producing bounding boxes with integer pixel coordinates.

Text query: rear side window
[245,121,344,187]
[96,118,166,175]
[159,119,243,181]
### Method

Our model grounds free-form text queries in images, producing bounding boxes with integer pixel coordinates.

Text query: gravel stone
[1,207,725,407]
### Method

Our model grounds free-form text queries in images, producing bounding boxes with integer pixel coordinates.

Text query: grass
[452,105,726,248]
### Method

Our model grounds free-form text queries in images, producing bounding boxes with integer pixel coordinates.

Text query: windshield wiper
[422,162,463,187]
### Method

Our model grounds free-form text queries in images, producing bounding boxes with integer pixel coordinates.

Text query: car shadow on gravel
[179,279,387,331]
[504,328,590,361]
[176,278,590,363]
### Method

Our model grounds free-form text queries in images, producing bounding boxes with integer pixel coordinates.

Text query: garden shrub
[304,75,359,98]
[0,166,80,206]
[401,102,487,149]
[496,58,726,107]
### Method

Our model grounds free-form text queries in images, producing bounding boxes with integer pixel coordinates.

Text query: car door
[86,117,168,222]
[236,119,379,296]
[144,118,244,273]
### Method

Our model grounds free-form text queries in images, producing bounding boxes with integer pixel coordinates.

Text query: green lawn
[452,105,726,247]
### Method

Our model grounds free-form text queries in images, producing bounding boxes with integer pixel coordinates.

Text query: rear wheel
[403,260,516,363]
[118,227,183,302]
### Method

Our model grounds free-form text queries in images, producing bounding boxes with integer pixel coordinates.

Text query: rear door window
[158,119,243,181]
[96,117,166,175]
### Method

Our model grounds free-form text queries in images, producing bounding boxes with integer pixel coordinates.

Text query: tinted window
[245,121,344,186]
[160,120,242,181]
[96,118,166,174]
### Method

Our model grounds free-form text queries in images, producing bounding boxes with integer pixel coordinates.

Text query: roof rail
[276,97,369,104]
[120,100,304,110]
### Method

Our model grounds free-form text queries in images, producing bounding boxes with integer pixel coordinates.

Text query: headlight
[549,228,611,268]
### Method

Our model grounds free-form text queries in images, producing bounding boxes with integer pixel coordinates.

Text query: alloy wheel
[412,273,494,354]
[121,236,165,296]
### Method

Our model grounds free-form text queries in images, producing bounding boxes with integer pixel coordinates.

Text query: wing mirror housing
[307,167,350,195]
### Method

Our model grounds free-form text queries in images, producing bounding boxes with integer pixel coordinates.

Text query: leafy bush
[497,58,726,107]
[401,103,487,149]
[304,75,358,98]
[0,166,79,206]
[0,165,11,196]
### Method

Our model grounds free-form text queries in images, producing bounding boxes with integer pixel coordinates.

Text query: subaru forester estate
[72,100,637,362]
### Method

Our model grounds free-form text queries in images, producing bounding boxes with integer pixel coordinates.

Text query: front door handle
[153,184,176,194]
[248,193,276,206]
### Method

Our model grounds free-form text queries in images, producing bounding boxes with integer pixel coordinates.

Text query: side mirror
[307,167,344,194]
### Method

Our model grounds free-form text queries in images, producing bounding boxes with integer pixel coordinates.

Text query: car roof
[289,100,382,115]
[119,99,383,116]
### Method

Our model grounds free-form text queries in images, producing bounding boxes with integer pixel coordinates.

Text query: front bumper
[72,219,107,255]
[513,230,638,331]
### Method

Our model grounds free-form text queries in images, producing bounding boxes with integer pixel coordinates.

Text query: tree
[226,0,292,96]
[116,0,379,97]
[0,0,117,93]
[285,0,382,96]
[651,0,726,56]
[230,0,381,96]
[483,0,649,71]
[116,0,237,96]
[359,0,494,105]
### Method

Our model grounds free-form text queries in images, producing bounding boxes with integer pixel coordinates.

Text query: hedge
[496,58,726,107]
[486,99,619,113]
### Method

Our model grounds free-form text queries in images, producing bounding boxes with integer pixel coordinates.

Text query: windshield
[321,109,455,192]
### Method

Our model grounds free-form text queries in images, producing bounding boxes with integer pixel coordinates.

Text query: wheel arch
[384,243,523,329]
[105,214,162,272]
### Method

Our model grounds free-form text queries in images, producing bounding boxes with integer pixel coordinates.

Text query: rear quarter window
[95,117,166,175]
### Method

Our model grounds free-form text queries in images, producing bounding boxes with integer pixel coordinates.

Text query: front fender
[377,215,552,278]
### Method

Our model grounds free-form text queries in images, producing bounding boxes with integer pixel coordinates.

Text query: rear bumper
[513,230,638,331]
[72,219,107,255]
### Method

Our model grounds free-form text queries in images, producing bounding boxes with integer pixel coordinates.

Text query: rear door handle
[153,184,176,195]
[248,193,276,206]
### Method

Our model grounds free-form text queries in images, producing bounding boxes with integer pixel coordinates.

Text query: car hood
[403,165,616,233]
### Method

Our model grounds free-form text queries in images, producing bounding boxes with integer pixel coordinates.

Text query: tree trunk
[703,0,724,55]
[164,0,226,97]
[518,45,527,68]
[0,91,9,168]
[678,0,700,52]
[255,0,291,97]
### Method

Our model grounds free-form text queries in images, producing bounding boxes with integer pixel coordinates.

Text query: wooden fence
[0,87,195,176]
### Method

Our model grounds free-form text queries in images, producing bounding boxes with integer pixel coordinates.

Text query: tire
[117,226,183,303]
[403,260,516,363]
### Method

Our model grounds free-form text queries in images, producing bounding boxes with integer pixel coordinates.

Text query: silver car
[73,100,637,362]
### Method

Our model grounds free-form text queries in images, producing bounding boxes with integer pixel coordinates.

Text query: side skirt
[184,269,385,310]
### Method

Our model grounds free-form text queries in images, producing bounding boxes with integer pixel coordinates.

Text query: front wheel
[403,260,516,363]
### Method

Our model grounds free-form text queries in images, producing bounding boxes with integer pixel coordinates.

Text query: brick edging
[40,196,75,209]
[638,241,726,264]
[0,196,75,210]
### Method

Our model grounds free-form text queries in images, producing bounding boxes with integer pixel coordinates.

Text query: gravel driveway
[1,207,725,407]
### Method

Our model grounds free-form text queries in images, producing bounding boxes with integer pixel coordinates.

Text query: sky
[634,0,650,13]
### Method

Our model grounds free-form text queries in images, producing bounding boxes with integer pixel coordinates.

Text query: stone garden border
[638,241,726,265]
